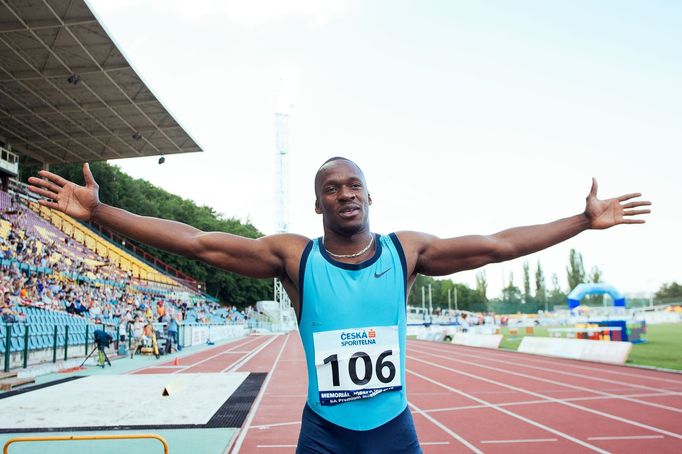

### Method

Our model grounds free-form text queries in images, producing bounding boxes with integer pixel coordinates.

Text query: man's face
[314,159,372,235]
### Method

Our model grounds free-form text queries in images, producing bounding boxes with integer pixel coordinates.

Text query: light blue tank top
[298,233,408,430]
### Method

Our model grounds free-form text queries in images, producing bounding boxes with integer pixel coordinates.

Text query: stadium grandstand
[0,0,272,380]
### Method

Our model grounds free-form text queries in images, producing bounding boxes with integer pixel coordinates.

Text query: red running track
[129,333,682,453]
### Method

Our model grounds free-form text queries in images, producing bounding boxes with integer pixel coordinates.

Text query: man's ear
[314,199,322,214]
[368,193,372,205]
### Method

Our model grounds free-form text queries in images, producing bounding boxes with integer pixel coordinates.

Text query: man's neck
[322,228,374,261]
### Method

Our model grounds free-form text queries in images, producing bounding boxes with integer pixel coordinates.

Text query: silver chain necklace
[323,235,374,259]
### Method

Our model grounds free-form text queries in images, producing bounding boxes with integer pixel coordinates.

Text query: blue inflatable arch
[567,283,626,310]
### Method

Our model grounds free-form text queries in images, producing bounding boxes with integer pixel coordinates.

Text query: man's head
[314,157,372,236]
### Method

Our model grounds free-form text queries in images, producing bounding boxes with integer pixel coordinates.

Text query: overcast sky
[87,0,680,297]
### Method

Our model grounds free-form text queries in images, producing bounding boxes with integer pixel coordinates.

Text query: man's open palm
[27,163,100,221]
[585,178,651,230]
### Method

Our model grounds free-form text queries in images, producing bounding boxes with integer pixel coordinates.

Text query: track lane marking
[408,355,682,441]
[408,401,483,453]
[411,339,682,385]
[480,438,558,444]
[419,391,682,414]
[124,335,261,374]
[411,342,682,395]
[231,333,290,453]
[407,369,609,453]
[409,345,682,413]
[251,420,301,430]
[587,435,665,440]
[171,335,269,374]
[158,335,266,375]
[222,334,280,373]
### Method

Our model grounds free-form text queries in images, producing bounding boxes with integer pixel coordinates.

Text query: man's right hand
[27,163,100,221]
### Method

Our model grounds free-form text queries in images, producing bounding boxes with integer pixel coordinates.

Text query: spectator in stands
[156,300,166,322]
[131,315,145,344]
[74,298,88,316]
[167,311,179,351]
[1,292,20,323]
[141,322,154,347]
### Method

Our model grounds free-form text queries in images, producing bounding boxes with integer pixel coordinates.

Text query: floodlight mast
[274,111,292,327]
[275,112,289,234]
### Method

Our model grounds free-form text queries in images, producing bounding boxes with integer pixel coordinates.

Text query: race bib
[314,325,402,406]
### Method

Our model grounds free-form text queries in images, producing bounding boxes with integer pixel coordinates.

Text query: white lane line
[412,339,682,386]
[223,334,279,373]
[169,335,267,375]
[408,345,682,413]
[231,334,290,454]
[587,435,665,440]
[251,420,301,430]
[408,355,682,441]
[408,401,483,453]
[420,441,450,445]
[480,438,558,444]
[124,335,256,375]
[421,392,682,414]
[408,369,608,453]
[411,342,682,396]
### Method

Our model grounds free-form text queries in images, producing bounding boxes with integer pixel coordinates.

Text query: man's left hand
[585,178,651,230]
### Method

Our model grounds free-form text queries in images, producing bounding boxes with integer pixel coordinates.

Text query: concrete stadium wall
[518,336,632,364]
[451,333,503,349]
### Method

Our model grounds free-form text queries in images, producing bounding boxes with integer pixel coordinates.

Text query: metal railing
[1,320,118,372]
[4,434,168,454]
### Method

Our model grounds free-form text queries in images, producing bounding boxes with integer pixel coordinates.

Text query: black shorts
[296,404,422,454]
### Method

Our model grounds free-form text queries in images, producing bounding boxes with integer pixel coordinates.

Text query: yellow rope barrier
[3,433,169,454]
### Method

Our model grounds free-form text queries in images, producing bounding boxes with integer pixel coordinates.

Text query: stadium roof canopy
[0,0,202,165]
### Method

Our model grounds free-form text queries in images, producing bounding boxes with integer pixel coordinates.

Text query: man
[28,159,650,453]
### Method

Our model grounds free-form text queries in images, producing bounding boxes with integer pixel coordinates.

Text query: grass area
[628,323,682,371]
[498,322,682,371]
[498,325,548,350]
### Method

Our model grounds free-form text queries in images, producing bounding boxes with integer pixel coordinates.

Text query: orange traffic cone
[173,357,180,366]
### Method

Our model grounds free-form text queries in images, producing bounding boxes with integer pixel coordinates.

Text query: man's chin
[334,221,369,237]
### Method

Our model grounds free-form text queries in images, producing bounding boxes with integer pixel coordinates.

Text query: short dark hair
[314,157,365,199]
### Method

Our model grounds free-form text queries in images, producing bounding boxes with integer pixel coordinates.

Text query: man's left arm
[400,179,651,277]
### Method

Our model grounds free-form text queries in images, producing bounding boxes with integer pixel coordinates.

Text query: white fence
[180,323,249,347]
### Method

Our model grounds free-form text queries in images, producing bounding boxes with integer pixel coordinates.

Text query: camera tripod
[81,344,112,368]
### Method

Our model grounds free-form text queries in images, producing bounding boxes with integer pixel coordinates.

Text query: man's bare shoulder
[393,230,436,251]
[261,233,311,256]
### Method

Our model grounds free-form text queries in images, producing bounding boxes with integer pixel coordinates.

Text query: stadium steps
[0,371,35,391]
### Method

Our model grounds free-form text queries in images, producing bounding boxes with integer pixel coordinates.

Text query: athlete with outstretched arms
[28,158,650,453]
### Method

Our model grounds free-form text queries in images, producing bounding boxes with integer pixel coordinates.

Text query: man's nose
[338,185,356,200]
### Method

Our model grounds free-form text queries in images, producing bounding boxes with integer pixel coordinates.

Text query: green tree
[475,270,488,302]
[587,265,604,306]
[655,282,682,301]
[535,260,547,311]
[407,275,484,313]
[567,249,586,291]
[522,261,532,304]
[548,273,566,310]
[589,266,602,283]
[502,273,522,305]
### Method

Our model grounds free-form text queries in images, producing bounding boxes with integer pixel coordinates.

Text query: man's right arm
[28,163,305,280]
[90,203,300,279]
